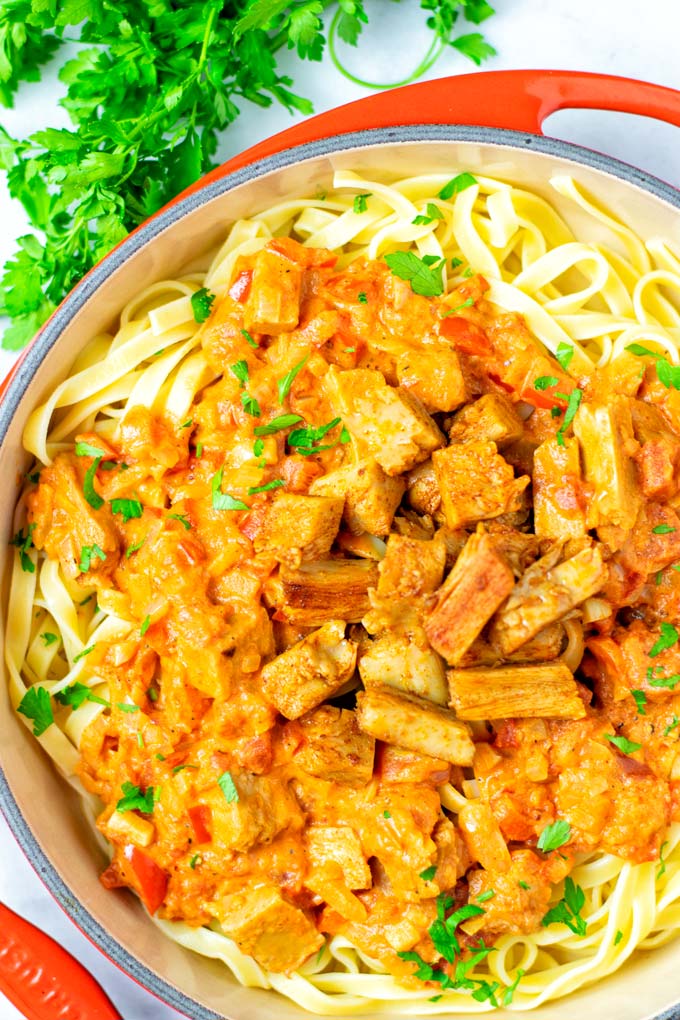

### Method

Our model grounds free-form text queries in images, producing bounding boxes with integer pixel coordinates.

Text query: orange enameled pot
[2,69,680,1020]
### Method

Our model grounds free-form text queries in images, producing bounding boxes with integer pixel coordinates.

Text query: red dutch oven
[1,69,680,1020]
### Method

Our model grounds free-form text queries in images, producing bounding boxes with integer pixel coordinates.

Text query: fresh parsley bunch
[0,0,497,350]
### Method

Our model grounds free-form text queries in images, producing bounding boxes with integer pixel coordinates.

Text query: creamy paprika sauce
[26,236,680,988]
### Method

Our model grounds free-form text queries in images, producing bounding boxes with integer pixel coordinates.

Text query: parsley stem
[328,9,445,90]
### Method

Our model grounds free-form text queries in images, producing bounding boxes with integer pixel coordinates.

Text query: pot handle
[193,69,680,187]
[0,902,122,1020]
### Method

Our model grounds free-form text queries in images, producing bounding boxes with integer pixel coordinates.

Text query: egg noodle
[7,169,680,1014]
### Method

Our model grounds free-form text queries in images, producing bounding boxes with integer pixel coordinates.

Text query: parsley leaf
[168,513,191,530]
[241,392,261,417]
[73,644,95,663]
[110,498,143,522]
[11,524,36,573]
[413,202,444,225]
[248,479,285,495]
[254,413,303,437]
[353,192,371,213]
[75,440,106,458]
[605,733,642,755]
[277,355,308,403]
[652,524,676,534]
[115,781,155,814]
[218,771,239,802]
[419,865,437,882]
[541,877,587,936]
[555,341,574,371]
[82,456,104,510]
[191,288,216,324]
[649,622,680,657]
[631,689,647,714]
[79,543,106,573]
[40,632,58,647]
[17,685,54,736]
[384,251,445,297]
[211,467,249,511]
[240,328,259,349]
[55,681,110,709]
[556,388,582,447]
[230,360,249,388]
[451,33,497,65]
[438,171,478,199]
[288,417,348,456]
[537,819,571,852]
[126,539,145,559]
[534,375,559,391]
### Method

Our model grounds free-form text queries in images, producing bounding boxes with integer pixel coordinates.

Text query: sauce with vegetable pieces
[25,237,680,989]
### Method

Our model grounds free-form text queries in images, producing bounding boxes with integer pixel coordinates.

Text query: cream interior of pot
[2,137,680,1020]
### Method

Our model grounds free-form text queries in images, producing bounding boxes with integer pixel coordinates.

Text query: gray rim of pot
[1,123,680,1020]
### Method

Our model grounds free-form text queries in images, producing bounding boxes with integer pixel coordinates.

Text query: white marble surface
[1,1,680,1017]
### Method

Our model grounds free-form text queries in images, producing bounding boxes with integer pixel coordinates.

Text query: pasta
[7,167,680,1015]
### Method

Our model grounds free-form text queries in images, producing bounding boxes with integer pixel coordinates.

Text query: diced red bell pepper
[188,805,212,845]
[438,315,491,355]
[519,376,573,411]
[123,845,168,915]
[229,270,252,303]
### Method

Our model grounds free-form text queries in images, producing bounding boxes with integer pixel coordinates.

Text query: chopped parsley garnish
[140,615,151,636]
[254,414,303,437]
[137,732,145,749]
[247,479,285,495]
[555,341,574,371]
[288,417,349,456]
[55,681,109,709]
[551,406,563,418]
[353,192,371,213]
[126,539,145,558]
[211,467,249,511]
[11,524,36,573]
[344,346,356,352]
[649,622,679,657]
[40,632,58,647]
[631,689,647,714]
[79,543,106,573]
[657,840,669,879]
[518,880,530,890]
[277,356,308,403]
[111,498,143,522]
[652,524,676,534]
[195,442,203,458]
[241,392,261,417]
[419,866,437,882]
[534,375,559,390]
[476,889,496,903]
[664,716,680,737]
[189,853,202,869]
[117,702,140,713]
[384,251,445,297]
[537,819,571,852]
[253,438,265,457]
[218,771,239,802]
[180,418,193,429]
[190,287,215,324]
[605,733,642,755]
[429,898,485,963]
[626,344,680,389]
[438,171,477,200]
[441,296,474,317]
[82,456,104,510]
[240,327,258,349]
[73,644,95,663]
[357,292,368,304]
[412,202,444,225]
[614,930,624,946]
[172,764,198,773]
[503,968,524,1006]
[17,685,54,736]
[383,810,391,819]
[541,877,587,936]
[147,687,159,703]
[115,781,155,814]
[647,666,680,689]
[450,256,463,269]
[230,360,249,387]
[168,513,191,530]
[556,388,582,447]
[75,440,105,458]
